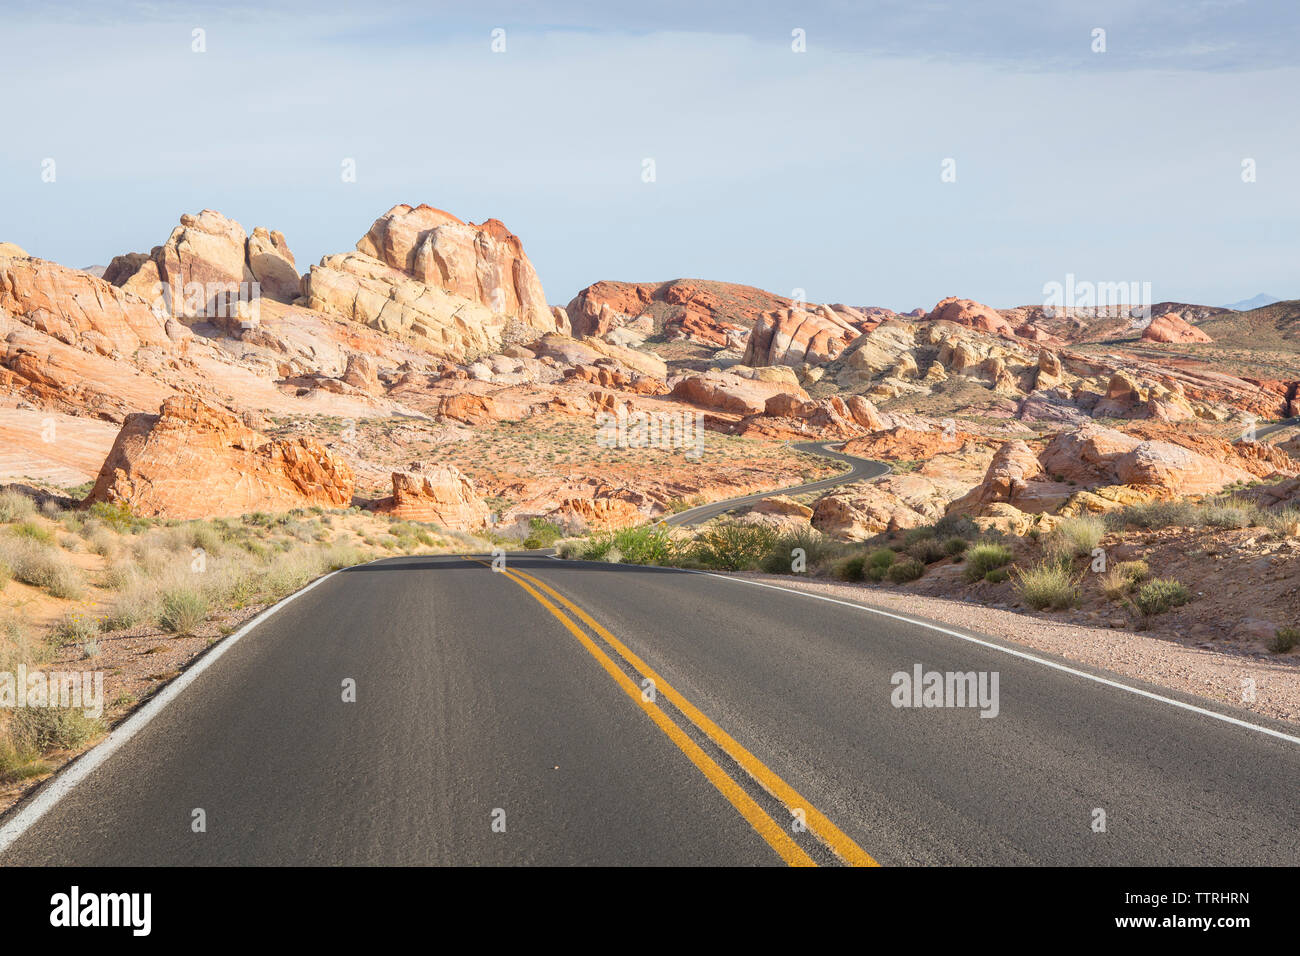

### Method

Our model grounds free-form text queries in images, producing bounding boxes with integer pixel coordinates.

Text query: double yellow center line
[465,556,878,867]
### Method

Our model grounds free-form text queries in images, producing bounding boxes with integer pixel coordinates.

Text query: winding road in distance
[663,440,889,527]
[3,442,1299,867]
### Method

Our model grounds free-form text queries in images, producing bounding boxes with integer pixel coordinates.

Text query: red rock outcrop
[380,463,490,530]
[85,396,355,518]
[1141,312,1212,344]
[671,371,808,415]
[925,297,1017,338]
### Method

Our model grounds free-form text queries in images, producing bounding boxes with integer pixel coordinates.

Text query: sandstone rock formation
[1141,311,1213,344]
[380,463,489,530]
[86,396,355,518]
[742,307,862,367]
[356,204,558,332]
[925,297,1017,338]
[670,370,808,415]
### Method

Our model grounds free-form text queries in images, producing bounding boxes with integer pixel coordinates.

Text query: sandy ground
[737,572,1300,730]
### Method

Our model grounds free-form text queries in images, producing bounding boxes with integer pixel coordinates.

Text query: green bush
[1014,562,1078,610]
[1134,578,1191,616]
[943,537,969,557]
[833,555,866,581]
[963,543,1013,582]
[984,567,1010,584]
[907,538,948,565]
[885,557,925,583]
[521,518,565,551]
[581,524,676,566]
[686,522,777,571]
[1269,627,1300,654]
[8,521,53,544]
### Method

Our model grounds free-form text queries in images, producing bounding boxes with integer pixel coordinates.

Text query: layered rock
[670,370,808,415]
[380,463,489,530]
[355,204,558,333]
[86,396,354,518]
[104,209,300,313]
[742,307,862,367]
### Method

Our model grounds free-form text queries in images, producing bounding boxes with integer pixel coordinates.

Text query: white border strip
[679,570,1300,747]
[0,562,363,858]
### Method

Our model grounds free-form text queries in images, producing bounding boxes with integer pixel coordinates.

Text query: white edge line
[671,569,1300,748]
[0,556,390,857]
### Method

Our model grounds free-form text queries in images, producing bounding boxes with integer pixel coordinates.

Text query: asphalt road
[3,550,1299,866]
[663,441,890,527]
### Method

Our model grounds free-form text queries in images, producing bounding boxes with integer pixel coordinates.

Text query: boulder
[85,396,354,518]
[1141,312,1212,344]
[382,463,490,530]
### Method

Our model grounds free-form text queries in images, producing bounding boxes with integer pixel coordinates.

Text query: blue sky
[1,1,1296,311]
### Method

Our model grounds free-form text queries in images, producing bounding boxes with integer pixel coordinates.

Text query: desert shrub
[158,585,209,634]
[902,526,936,547]
[963,543,1013,582]
[885,557,925,583]
[1261,506,1300,538]
[0,490,36,523]
[7,706,104,754]
[0,560,10,592]
[686,522,776,571]
[1108,500,1197,530]
[860,548,896,582]
[984,567,1010,584]
[832,554,866,581]
[0,537,84,599]
[1014,562,1079,610]
[522,518,565,551]
[933,513,979,540]
[943,536,969,557]
[1134,578,1191,616]
[1269,627,1300,654]
[8,521,53,545]
[86,500,144,534]
[53,613,99,647]
[1097,559,1150,601]
[907,538,948,565]
[1047,516,1105,560]
[1199,498,1262,529]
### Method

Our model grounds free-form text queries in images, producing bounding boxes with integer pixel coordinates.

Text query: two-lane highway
[3,552,1298,866]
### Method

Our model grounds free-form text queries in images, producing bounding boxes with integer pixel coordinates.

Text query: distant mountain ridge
[1224,293,1281,311]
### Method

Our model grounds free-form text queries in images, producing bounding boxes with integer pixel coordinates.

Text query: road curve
[663,441,889,527]
[2,552,1298,866]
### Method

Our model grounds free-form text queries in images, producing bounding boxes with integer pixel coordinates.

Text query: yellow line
[465,557,814,867]
[507,564,880,867]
